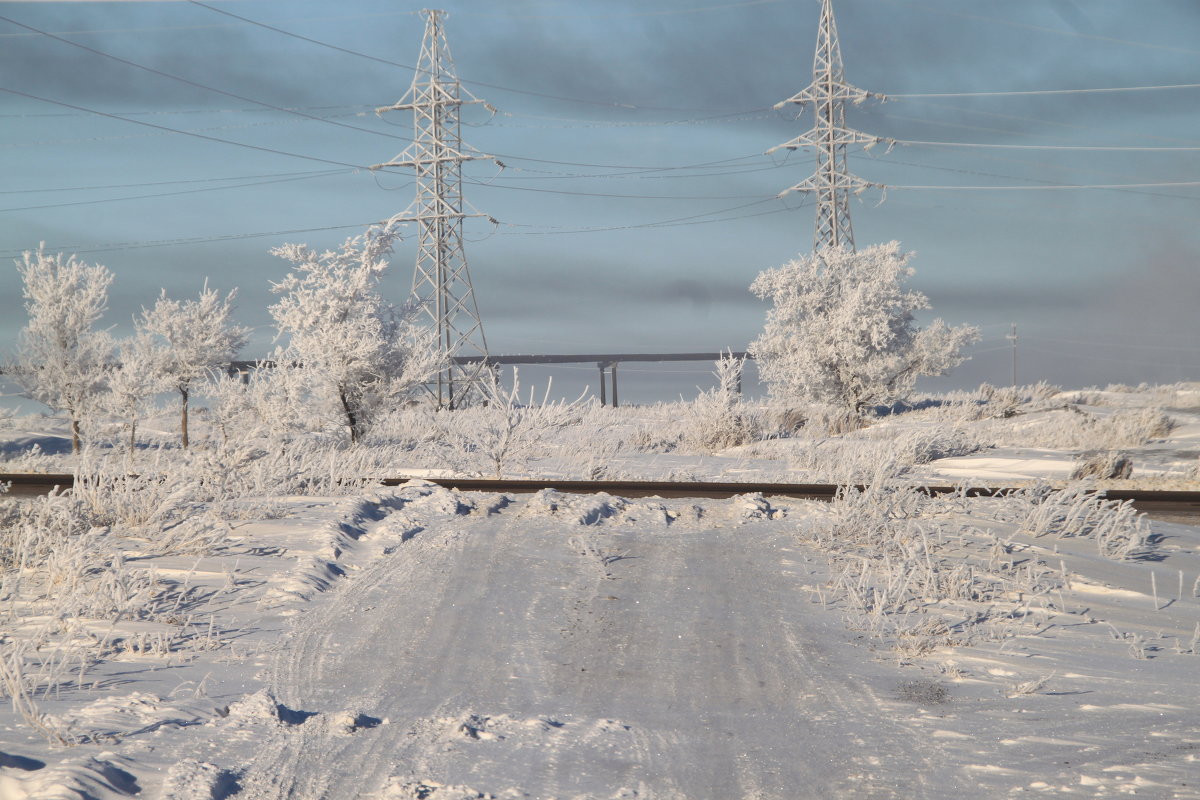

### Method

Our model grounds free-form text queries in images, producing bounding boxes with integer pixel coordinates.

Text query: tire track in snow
[227,493,944,799]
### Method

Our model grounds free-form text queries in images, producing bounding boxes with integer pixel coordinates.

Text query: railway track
[3,472,1199,518]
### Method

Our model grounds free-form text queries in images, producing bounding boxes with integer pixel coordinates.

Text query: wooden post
[598,362,607,406]
[611,363,619,408]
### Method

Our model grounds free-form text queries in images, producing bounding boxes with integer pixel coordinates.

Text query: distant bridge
[231,352,751,407]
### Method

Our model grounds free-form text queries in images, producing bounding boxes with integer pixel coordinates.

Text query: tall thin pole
[771,0,881,252]
[1007,323,1018,386]
[372,10,491,408]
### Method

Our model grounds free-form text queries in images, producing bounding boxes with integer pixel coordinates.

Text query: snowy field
[2,382,1200,798]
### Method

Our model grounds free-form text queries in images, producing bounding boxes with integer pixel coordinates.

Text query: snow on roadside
[0,481,469,799]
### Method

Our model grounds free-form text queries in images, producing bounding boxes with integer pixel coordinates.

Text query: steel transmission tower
[372,9,491,408]
[771,0,881,252]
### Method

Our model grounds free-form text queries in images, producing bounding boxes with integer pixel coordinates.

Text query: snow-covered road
[201,495,938,799]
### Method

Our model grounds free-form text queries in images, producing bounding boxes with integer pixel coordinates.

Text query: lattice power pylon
[771,0,882,252]
[372,9,491,408]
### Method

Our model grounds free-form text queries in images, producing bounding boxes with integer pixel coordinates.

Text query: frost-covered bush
[0,491,88,573]
[1070,451,1133,481]
[683,353,761,453]
[442,374,588,478]
[802,404,869,436]
[1006,484,1150,560]
[100,331,167,464]
[0,442,61,473]
[269,224,443,443]
[201,362,315,446]
[139,281,249,449]
[8,247,114,453]
[789,437,910,485]
[627,426,683,454]
[749,242,979,413]
[894,426,984,465]
[984,407,1174,451]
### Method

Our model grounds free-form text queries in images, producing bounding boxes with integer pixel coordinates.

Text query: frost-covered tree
[102,332,166,464]
[269,224,443,444]
[139,281,249,449]
[9,247,114,453]
[749,242,979,414]
[449,371,586,478]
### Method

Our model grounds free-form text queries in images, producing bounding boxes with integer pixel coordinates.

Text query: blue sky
[3,0,1200,404]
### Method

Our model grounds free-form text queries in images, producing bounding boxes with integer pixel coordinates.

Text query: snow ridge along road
[185,486,939,799]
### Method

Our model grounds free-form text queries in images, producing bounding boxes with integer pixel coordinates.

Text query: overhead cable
[892,138,1200,152]
[887,82,1200,99]
[0,168,346,195]
[0,170,352,213]
[186,0,753,114]
[0,87,369,169]
[876,0,1200,57]
[0,104,374,119]
[462,177,774,201]
[887,180,1200,190]
[0,14,412,144]
[0,222,378,260]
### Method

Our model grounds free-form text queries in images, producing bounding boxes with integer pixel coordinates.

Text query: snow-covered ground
[2,384,1199,798]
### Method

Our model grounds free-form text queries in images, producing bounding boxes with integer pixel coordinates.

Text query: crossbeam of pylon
[371,9,492,408]
[770,0,884,252]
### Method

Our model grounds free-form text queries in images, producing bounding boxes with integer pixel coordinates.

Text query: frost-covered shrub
[982,406,1174,451]
[8,247,115,453]
[72,455,201,532]
[799,404,866,437]
[627,426,682,454]
[683,353,761,453]
[441,374,588,478]
[771,407,808,435]
[269,223,443,443]
[1070,451,1133,481]
[894,426,983,465]
[977,383,1021,418]
[749,242,979,413]
[1010,484,1150,560]
[100,332,167,465]
[0,442,62,473]
[790,438,910,485]
[139,281,248,449]
[0,491,88,573]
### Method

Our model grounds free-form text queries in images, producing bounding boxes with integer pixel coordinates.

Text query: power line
[185,0,752,114]
[0,222,378,260]
[869,154,1200,203]
[887,82,1200,99]
[0,13,412,145]
[0,168,347,195]
[490,151,773,174]
[2,114,362,150]
[452,0,785,20]
[877,0,1200,57]
[484,107,774,129]
[892,138,1200,152]
[886,180,1200,191]
[891,97,1200,148]
[0,169,351,213]
[463,177,774,202]
[0,103,374,119]
[499,196,798,236]
[486,162,787,182]
[0,86,369,169]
